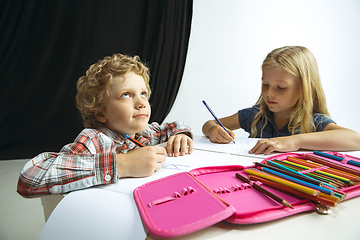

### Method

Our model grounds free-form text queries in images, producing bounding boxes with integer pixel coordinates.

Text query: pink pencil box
[133,152,360,238]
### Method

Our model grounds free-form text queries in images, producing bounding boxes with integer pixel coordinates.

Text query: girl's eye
[121,93,131,99]
[141,92,148,98]
[278,86,286,90]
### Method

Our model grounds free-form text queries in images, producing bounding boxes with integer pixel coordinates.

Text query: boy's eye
[121,93,131,99]
[141,91,148,98]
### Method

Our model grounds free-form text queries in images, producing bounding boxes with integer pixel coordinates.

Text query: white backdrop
[163,0,360,137]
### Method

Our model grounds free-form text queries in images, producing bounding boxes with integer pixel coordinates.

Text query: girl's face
[261,67,301,118]
[96,71,151,137]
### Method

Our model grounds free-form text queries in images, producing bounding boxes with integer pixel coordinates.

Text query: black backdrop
[0,0,193,160]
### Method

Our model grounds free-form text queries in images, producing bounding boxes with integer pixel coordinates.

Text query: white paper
[97,150,230,195]
[193,136,276,159]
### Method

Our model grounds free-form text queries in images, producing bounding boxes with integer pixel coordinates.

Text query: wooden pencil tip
[283,200,294,209]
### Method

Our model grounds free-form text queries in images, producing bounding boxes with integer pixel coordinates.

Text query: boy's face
[96,71,151,137]
[261,67,301,118]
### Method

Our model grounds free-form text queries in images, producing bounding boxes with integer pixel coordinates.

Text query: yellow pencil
[282,160,352,185]
[244,169,320,196]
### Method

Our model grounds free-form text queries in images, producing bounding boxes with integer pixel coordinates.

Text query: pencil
[202,100,235,144]
[287,156,360,182]
[262,167,334,196]
[282,160,353,186]
[249,175,339,207]
[255,162,326,187]
[124,134,146,147]
[314,151,360,168]
[235,173,293,209]
[271,160,342,186]
[244,168,320,196]
[305,154,360,176]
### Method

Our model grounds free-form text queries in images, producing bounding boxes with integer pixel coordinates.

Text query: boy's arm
[146,121,193,157]
[17,133,118,198]
[147,121,193,144]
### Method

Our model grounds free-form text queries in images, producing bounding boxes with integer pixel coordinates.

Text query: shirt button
[105,175,112,182]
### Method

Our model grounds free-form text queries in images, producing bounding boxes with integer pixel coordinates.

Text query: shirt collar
[98,125,126,145]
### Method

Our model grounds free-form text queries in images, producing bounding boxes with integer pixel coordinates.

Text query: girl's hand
[249,136,300,155]
[208,125,235,144]
[116,146,166,178]
[165,134,193,157]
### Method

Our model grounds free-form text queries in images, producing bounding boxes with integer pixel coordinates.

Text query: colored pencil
[281,160,353,186]
[125,134,146,147]
[244,169,320,196]
[314,151,360,168]
[249,175,339,207]
[255,162,325,187]
[262,167,334,196]
[287,156,360,182]
[202,100,235,144]
[272,160,342,187]
[305,154,360,176]
[235,173,293,209]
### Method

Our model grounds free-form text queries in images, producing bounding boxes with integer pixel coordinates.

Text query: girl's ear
[94,110,107,123]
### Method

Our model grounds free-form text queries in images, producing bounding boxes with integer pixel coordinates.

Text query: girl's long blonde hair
[251,46,330,137]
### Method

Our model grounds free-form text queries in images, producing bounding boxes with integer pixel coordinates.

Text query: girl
[202,46,360,155]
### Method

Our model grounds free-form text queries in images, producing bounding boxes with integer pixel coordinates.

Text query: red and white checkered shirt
[17,122,192,198]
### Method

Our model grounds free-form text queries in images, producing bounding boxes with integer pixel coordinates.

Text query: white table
[39,143,360,240]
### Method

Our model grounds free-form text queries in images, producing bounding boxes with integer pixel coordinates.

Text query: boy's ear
[94,110,107,123]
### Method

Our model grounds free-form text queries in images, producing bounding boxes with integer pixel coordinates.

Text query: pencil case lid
[133,171,236,238]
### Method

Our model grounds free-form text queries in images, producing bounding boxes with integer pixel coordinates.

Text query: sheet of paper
[193,136,276,159]
[97,150,230,195]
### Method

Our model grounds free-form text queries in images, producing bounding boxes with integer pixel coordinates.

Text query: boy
[17,53,193,198]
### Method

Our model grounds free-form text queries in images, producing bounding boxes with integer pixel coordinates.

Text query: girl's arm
[250,123,360,155]
[202,113,240,143]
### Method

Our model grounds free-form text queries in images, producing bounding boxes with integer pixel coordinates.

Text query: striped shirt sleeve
[17,130,117,198]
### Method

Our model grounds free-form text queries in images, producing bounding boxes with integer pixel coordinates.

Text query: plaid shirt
[17,122,192,198]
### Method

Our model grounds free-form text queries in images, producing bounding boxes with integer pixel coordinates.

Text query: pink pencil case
[133,152,360,238]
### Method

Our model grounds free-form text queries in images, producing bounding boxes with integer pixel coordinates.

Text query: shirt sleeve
[145,121,193,145]
[238,106,259,135]
[17,130,118,198]
[313,114,336,132]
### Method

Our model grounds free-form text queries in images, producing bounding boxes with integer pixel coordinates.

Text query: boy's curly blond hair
[76,53,151,129]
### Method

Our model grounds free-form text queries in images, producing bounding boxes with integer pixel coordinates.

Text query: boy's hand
[165,134,193,157]
[208,125,235,144]
[249,136,299,155]
[116,146,166,178]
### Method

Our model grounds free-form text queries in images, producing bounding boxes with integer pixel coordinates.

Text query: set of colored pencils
[243,151,360,208]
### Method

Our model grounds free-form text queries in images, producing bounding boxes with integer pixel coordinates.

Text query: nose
[266,87,275,98]
[135,97,147,109]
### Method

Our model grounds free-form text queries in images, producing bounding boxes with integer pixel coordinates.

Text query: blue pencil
[262,167,334,196]
[202,100,235,144]
[313,151,360,168]
[267,160,336,189]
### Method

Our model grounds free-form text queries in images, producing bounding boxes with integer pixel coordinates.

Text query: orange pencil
[287,156,360,182]
[249,175,339,207]
[244,169,320,196]
[125,134,146,147]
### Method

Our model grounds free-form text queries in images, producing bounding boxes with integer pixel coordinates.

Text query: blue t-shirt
[238,105,335,138]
